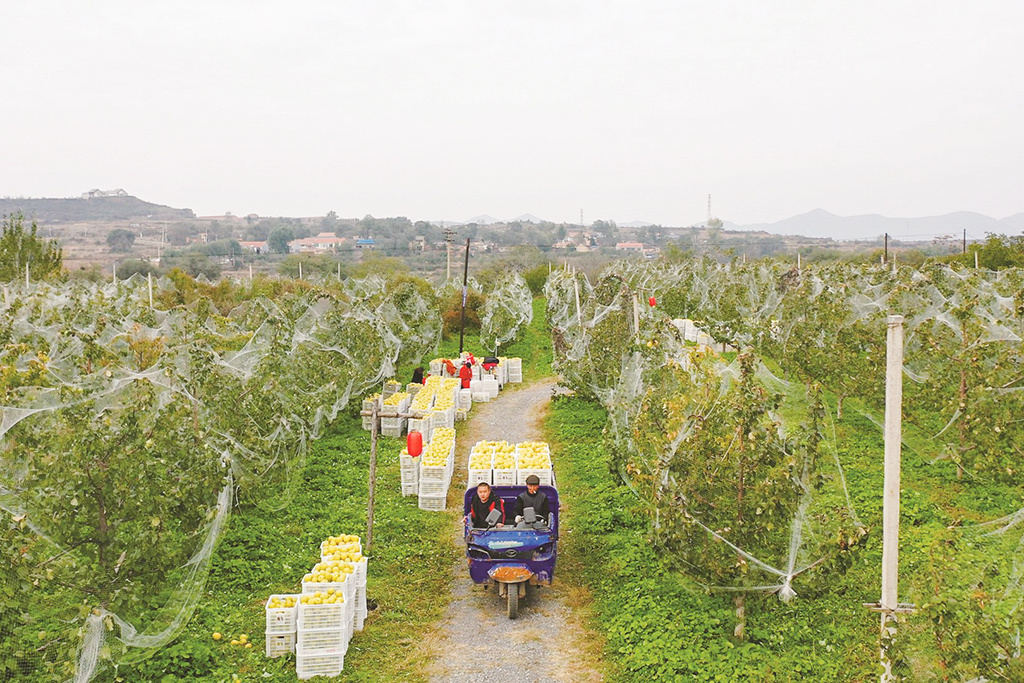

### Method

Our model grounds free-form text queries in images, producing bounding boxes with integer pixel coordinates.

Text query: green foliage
[522,264,550,295]
[0,514,36,679]
[348,255,408,279]
[0,212,63,281]
[548,396,876,681]
[277,253,343,278]
[106,228,136,252]
[266,227,294,254]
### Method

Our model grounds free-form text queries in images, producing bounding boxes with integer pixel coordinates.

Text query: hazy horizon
[2,1,1022,227]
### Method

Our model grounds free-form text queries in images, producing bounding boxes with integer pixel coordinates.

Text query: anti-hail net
[548,258,1024,680]
[0,272,441,682]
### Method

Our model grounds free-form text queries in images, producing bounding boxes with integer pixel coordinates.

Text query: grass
[116,412,457,682]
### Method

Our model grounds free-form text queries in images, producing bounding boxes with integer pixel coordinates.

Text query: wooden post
[880,314,904,681]
[366,401,379,555]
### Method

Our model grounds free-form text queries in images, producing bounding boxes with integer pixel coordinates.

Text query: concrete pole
[298,261,303,280]
[573,271,582,327]
[975,251,979,269]
[880,314,904,682]
[112,261,116,284]
[148,273,154,309]
[250,263,254,281]
[25,263,29,288]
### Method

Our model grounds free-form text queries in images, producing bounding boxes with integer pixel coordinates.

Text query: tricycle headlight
[468,546,490,560]
[531,545,553,561]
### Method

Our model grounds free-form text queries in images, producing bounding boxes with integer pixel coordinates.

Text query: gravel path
[426,379,602,683]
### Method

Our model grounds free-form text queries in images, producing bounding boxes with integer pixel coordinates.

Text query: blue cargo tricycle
[463,485,558,619]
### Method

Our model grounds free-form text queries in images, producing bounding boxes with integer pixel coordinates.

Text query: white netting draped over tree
[547,258,1024,671]
[0,272,441,682]
[478,271,533,353]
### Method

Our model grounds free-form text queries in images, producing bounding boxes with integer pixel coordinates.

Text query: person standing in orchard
[459,360,473,389]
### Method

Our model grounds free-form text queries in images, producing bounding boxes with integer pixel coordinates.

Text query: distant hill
[511,213,546,223]
[463,214,500,225]
[0,195,195,222]
[725,209,1021,241]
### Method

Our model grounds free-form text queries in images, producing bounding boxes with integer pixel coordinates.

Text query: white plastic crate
[516,468,554,486]
[400,467,419,484]
[354,613,365,632]
[351,557,367,584]
[480,378,500,398]
[265,632,295,658]
[401,482,418,496]
[297,600,347,630]
[467,468,492,487]
[472,391,490,403]
[399,453,419,470]
[297,652,344,679]
[407,417,432,442]
[296,627,348,657]
[456,408,468,421]
[361,416,373,430]
[458,388,472,408]
[420,463,448,482]
[493,468,516,485]
[419,479,448,497]
[429,360,443,375]
[418,494,447,511]
[265,594,299,634]
[301,575,355,601]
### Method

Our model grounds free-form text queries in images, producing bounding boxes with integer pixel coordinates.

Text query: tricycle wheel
[507,583,519,619]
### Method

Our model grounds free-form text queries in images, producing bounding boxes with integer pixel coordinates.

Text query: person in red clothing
[459,360,473,389]
[467,482,505,528]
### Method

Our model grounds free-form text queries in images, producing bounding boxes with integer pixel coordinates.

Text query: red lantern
[407,431,423,457]
[648,296,657,307]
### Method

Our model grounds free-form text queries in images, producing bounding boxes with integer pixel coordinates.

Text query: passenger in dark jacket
[468,482,505,528]
[514,475,550,523]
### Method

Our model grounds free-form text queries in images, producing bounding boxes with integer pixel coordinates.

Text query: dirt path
[425,379,603,683]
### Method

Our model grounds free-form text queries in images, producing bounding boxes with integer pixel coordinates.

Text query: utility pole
[444,227,456,282]
[457,238,471,354]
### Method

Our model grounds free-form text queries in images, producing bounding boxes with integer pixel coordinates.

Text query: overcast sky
[1,1,1021,226]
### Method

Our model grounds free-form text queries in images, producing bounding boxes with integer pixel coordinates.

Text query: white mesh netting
[0,272,441,681]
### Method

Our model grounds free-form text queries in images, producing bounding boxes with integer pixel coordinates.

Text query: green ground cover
[116,413,456,682]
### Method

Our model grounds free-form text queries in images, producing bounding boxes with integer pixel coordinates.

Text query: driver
[467,482,505,528]
[514,475,550,524]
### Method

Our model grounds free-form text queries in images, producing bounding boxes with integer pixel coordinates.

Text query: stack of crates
[418,427,456,511]
[361,394,380,431]
[507,357,523,383]
[380,392,410,437]
[399,449,419,496]
[265,594,298,658]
